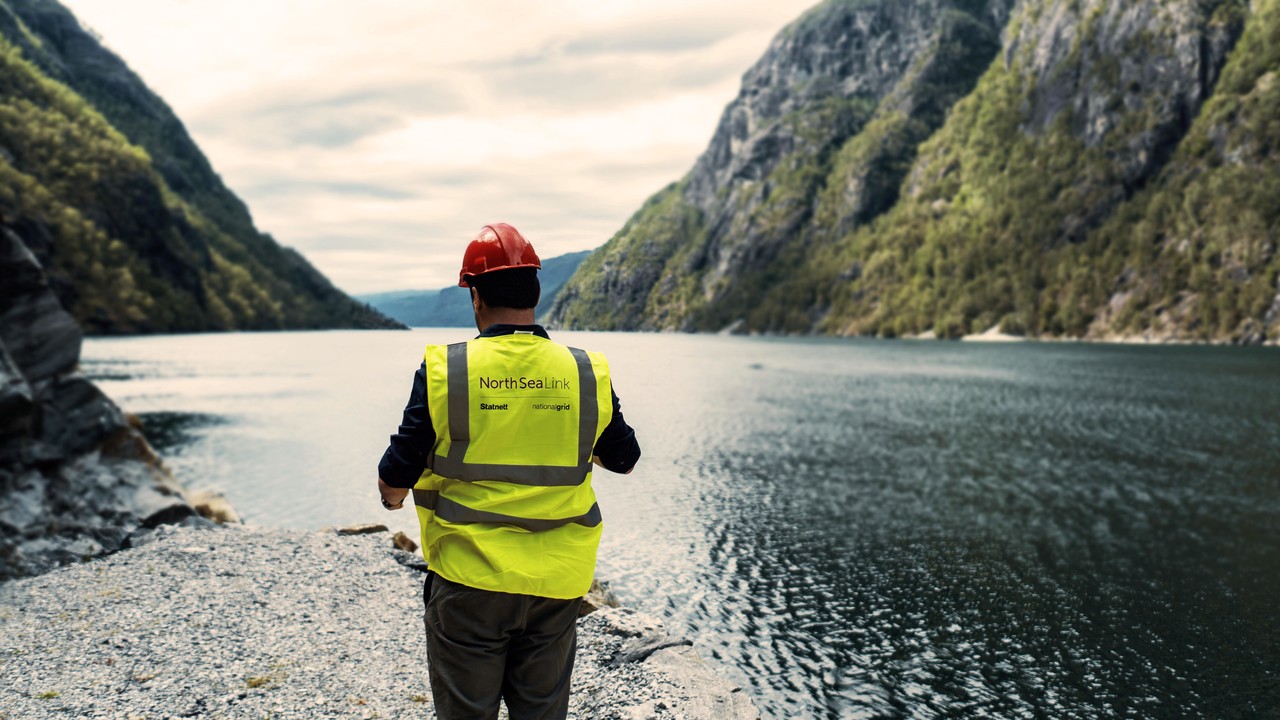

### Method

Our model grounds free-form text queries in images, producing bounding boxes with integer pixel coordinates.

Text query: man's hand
[378,477,409,511]
[592,455,634,474]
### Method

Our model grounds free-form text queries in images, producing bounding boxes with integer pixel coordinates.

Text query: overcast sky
[58,0,817,294]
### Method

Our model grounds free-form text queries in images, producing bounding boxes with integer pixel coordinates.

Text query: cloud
[60,0,820,294]
[190,79,468,150]
[223,143,693,293]
[239,181,419,202]
[560,13,765,56]
[477,52,749,114]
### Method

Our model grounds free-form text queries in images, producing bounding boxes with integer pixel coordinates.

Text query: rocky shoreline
[1,221,197,581]
[0,524,758,720]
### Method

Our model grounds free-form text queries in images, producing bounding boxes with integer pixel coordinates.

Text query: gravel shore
[0,524,756,719]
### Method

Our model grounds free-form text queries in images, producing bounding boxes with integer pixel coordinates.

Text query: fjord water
[83,331,1280,719]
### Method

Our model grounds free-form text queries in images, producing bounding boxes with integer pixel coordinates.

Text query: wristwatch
[381,495,404,510]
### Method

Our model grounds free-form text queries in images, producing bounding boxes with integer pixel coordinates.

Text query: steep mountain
[0,0,401,333]
[551,0,1280,344]
[361,250,590,328]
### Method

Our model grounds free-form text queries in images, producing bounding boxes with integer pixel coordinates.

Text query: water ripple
[83,333,1280,719]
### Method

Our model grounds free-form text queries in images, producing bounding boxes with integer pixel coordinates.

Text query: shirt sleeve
[592,385,641,474]
[377,362,436,489]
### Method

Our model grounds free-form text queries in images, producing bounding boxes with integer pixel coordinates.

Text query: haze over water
[83,331,1280,719]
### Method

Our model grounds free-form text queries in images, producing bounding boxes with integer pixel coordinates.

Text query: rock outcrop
[551,0,1017,334]
[0,220,194,580]
[551,0,1280,344]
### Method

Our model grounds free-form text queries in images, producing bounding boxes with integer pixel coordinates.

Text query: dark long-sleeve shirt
[378,324,641,488]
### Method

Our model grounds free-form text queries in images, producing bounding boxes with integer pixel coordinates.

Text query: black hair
[468,267,540,309]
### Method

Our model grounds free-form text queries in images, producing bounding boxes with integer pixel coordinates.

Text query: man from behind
[376,222,641,720]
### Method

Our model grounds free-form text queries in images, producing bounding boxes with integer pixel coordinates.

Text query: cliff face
[552,0,1017,332]
[551,0,1280,343]
[0,0,401,333]
[0,219,194,580]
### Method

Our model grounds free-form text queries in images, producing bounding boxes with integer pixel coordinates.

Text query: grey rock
[685,1,1014,210]
[175,513,220,530]
[0,225,81,384]
[135,482,198,529]
[0,468,46,535]
[0,339,34,437]
[610,632,694,666]
[1002,0,1246,240]
[0,435,64,469]
[39,375,128,455]
[0,221,195,581]
[125,526,160,549]
[391,548,430,573]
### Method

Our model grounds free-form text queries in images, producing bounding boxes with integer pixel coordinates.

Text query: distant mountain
[0,0,402,333]
[551,0,1280,344]
[360,250,590,327]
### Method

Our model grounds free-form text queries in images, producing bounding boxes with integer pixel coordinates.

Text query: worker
[376,222,641,720]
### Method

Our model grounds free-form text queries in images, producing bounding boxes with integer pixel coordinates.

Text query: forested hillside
[0,0,400,333]
[551,0,1280,344]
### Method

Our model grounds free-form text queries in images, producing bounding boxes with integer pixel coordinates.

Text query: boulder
[0,226,81,384]
[40,375,129,455]
[336,523,389,536]
[0,221,196,580]
[0,341,34,437]
[188,488,243,525]
[580,577,621,617]
[391,530,418,553]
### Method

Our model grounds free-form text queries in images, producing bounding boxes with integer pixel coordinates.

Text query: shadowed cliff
[0,0,402,333]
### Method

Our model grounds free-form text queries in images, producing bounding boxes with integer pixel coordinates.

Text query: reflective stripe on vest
[429,342,598,487]
[412,488,602,532]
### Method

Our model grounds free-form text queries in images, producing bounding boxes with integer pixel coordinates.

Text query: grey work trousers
[423,573,583,720]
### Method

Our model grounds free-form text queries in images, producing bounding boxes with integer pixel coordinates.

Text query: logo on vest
[531,402,571,412]
[479,402,509,411]
[478,376,572,391]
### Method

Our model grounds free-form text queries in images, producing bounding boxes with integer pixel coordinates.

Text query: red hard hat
[458,223,541,286]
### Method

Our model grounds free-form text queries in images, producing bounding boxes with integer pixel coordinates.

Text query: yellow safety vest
[411,333,613,599]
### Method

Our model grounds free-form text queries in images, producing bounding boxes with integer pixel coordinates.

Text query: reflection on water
[133,412,225,454]
[83,332,1280,719]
